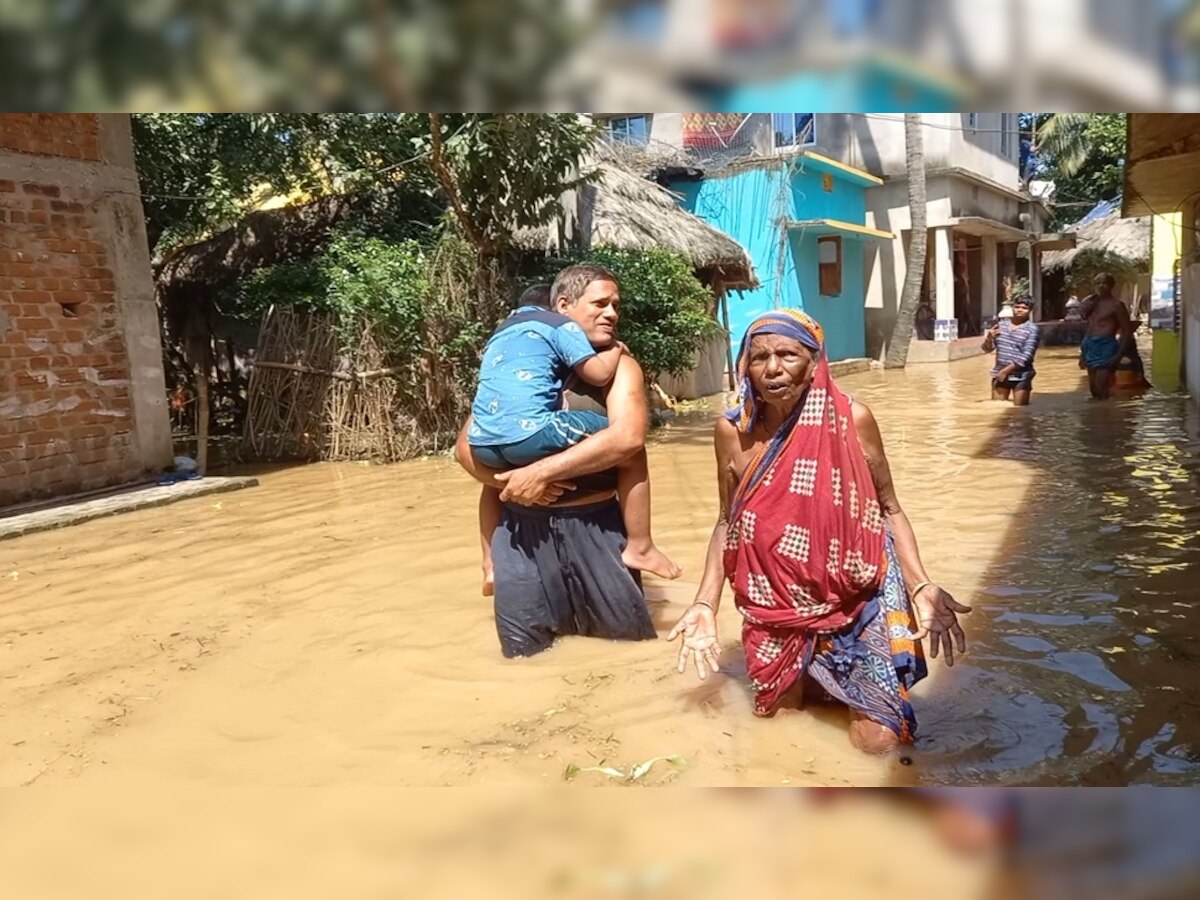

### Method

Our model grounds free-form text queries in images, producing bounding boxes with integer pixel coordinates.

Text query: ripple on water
[896,353,1200,784]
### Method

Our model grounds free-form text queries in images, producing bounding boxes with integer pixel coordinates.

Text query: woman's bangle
[910,581,934,599]
[694,600,716,611]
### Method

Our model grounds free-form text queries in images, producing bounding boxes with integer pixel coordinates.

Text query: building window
[773,113,816,149]
[818,236,842,296]
[1000,113,1013,156]
[605,115,650,145]
[822,173,834,192]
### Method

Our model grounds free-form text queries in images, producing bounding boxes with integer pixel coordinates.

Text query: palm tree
[1024,112,1091,186]
[885,114,928,369]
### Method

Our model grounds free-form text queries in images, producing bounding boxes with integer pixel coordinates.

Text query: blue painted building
[668,151,890,362]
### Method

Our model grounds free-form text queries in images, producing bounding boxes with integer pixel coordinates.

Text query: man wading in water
[982,295,1040,406]
[1078,273,1135,400]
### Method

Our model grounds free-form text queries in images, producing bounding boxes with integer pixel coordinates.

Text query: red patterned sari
[724,311,925,736]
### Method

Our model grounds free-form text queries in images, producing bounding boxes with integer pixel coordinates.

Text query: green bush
[239,231,492,443]
[240,233,431,351]
[540,246,721,379]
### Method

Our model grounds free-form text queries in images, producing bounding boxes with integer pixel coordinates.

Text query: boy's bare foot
[622,543,683,580]
[482,567,495,597]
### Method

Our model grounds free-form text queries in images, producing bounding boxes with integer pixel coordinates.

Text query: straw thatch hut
[1041,212,1151,318]
[518,161,758,399]
[517,162,758,293]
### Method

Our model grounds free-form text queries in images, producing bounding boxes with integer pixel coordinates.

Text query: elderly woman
[668,310,970,753]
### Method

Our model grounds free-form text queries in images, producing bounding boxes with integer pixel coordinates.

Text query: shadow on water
[908,368,1200,785]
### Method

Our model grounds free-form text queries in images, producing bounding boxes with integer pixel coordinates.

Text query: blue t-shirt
[469,306,597,446]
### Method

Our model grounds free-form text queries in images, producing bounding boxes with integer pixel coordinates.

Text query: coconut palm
[885,114,928,368]
[1026,112,1091,183]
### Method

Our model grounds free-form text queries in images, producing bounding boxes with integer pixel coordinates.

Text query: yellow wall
[1150,212,1182,388]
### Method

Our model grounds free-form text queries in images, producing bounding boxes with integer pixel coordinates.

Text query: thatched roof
[518,163,758,290]
[1041,213,1151,272]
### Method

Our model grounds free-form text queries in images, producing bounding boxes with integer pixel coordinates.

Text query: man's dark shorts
[993,372,1035,392]
[492,499,656,658]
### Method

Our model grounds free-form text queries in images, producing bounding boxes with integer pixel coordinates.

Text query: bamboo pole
[195,366,209,475]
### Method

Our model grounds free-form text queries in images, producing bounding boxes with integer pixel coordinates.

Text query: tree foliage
[240,233,431,350]
[542,246,721,380]
[132,113,439,255]
[425,113,598,259]
[1020,113,1127,225]
[2,1,579,111]
[241,228,487,386]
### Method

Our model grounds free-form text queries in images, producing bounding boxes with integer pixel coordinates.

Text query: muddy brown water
[1,348,1197,786]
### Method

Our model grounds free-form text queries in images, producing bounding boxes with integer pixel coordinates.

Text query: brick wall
[1,114,167,508]
[0,114,101,161]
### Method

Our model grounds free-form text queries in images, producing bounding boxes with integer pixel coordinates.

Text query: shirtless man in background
[1078,273,1134,400]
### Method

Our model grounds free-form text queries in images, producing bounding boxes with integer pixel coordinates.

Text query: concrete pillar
[933,227,956,341]
[980,236,998,319]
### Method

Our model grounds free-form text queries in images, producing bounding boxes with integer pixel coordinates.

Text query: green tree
[425,113,597,260]
[1022,113,1127,224]
[1,1,579,110]
[425,113,598,324]
[132,113,439,255]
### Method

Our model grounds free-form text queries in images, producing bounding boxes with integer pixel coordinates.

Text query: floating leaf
[1100,646,1126,655]
[630,755,687,781]
[589,767,627,779]
[565,755,687,783]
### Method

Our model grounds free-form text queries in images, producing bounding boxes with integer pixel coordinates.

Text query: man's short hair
[517,284,552,309]
[551,264,620,308]
[1013,295,1034,307]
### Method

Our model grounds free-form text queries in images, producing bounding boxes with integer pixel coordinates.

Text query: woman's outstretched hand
[910,585,971,666]
[667,603,721,680]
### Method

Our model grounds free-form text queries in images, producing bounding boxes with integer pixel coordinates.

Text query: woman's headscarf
[726,309,826,436]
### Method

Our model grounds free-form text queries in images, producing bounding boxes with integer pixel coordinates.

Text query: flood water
[1,347,1198,787]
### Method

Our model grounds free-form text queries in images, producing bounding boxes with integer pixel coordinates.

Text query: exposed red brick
[0,114,102,161]
[2,116,139,507]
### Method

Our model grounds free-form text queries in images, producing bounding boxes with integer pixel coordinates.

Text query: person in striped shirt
[982,296,1040,406]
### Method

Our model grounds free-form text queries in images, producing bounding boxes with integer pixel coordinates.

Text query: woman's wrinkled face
[748,333,817,410]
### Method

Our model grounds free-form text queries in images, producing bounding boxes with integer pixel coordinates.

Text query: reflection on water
[658,346,1200,786]
[860,349,1200,786]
